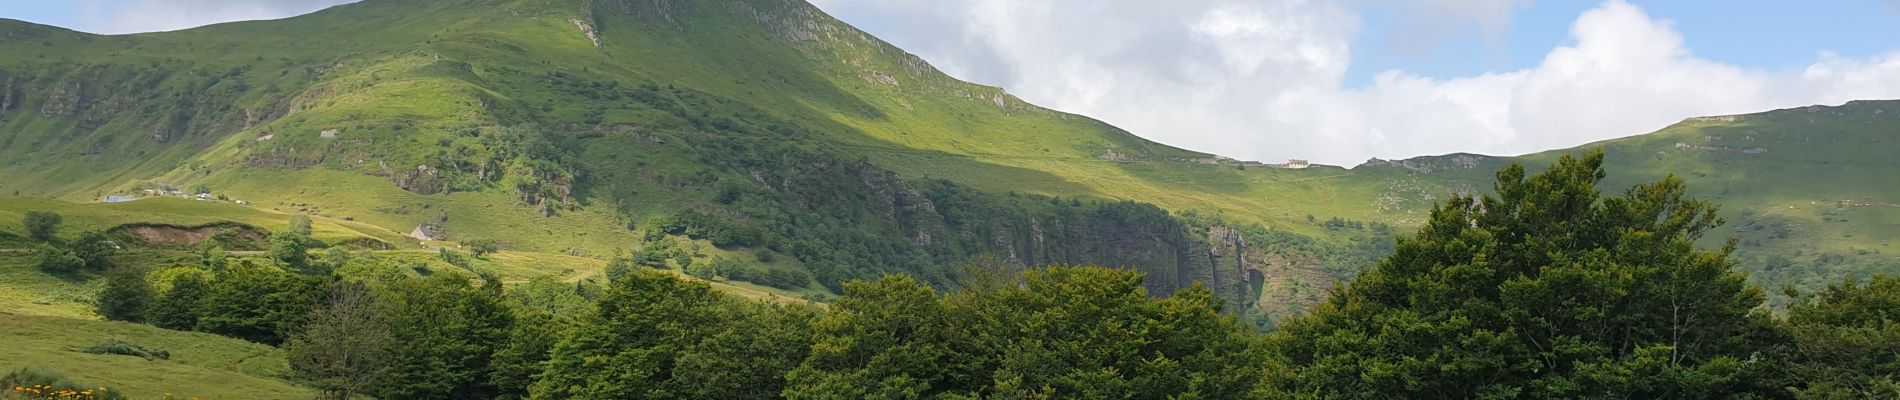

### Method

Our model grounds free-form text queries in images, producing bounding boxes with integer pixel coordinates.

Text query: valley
[0,0,1895,398]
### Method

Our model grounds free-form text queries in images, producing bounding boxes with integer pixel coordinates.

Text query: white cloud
[73,0,357,34]
[811,0,1900,165]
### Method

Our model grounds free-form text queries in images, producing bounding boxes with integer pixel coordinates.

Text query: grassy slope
[1348,101,1900,300]
[0,0,1892,311]
[0,313,311,399]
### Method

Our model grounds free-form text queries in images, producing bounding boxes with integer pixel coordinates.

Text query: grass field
[0,313,312,399]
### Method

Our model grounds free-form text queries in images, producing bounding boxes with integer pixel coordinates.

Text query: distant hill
[0,0,1894,316]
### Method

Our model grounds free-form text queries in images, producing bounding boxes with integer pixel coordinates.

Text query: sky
[6,1,1900,165]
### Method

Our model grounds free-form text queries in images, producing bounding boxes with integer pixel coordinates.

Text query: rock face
[570,18,601,47]
[1361,153,1491,173]
[750,153,1270,310]
[38,81,82,117]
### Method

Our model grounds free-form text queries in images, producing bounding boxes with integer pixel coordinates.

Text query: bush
[147,270,211,331]
[439,248,473,270]
[21,211,61,242]
[79,339,170,360]
[33,244,84,274]
[269,232,309,271]
[1,366,126,400]
[289,215,313,237]
[96,268,153,322]
[70,231,117,271]
[466,238,499,257]
[719,260,809,289]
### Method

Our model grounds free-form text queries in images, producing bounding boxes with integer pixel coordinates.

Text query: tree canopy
[1258,150,1786,398]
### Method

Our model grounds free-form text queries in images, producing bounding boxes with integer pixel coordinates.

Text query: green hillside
[1354,101,1900,305]
[0,313,312,399]
[0,0,1895,321]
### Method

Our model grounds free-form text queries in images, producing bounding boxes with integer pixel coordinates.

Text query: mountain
[0,0,1895,318]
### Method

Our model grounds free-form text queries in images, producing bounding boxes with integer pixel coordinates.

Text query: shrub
[21,211,61,242]
[1,366,126,400]
[96,268,153,322]
[147,270,211,331]
[289,215,312,237]
[33,245,84,274]
[79,339,170,360]
[269,232,309,271]
[466,238,499,257]
[439,248,473,271]
[69,232,117,271]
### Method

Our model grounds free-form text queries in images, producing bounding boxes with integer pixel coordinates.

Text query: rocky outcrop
[0,77,15,112]
[571,18,602,47]
[1673,142,1767,154]
[38,81,82,117]
[1361,153,1490,173]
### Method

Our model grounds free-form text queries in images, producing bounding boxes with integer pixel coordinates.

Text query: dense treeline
[74,151,1900,398]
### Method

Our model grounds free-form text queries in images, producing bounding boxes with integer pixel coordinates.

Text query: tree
[198,238,229,271]
[366,275,515,400]
[289,215,313,237]
[783,267,1260,399]
[147,270,211,330]
[532,270,815,400]
[1773,275,1900,398]
[70,231,117,271]
[467,238,499,258]
[22,211,61,241]
[270,231,309,272]
[633,247,670,270]
[195,262,328,345]
[605,251,634,283]
[288,283,391,400]
[96,267,154,322]
[1258,150,1785,398]
[489,312,566,400]
[33,244,84,274]
[313,246,350,276]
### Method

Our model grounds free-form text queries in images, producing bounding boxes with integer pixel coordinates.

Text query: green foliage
[531,270,816,400]
[720,261,811,290]
[69,231,117,271]
[21,211,61,242]
[785,266,1261,399]
[196,238,228,272]
[268,231,309,272]
[1259,151,1787,398]
[660,211,765,249]
[438,248,473,271]
[313,246,350,276]
[632,247,670,270]
[145,270,210,331]
[1774,275,1900,398]
[289,215,313,238]
[79,339,170,361]
[467,238,500,258]
[505,276,598,317]
[605,251,635,283]
[95,268,153,323]
[193,262,327,345]
[0,366,126,400]
[287,283,388,400]
[32,244,83,274]
[686,256,725,280]
[367,275,515,400]
[488,312,564,400]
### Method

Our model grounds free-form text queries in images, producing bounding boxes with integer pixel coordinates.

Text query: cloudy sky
[8,1,1900,165]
